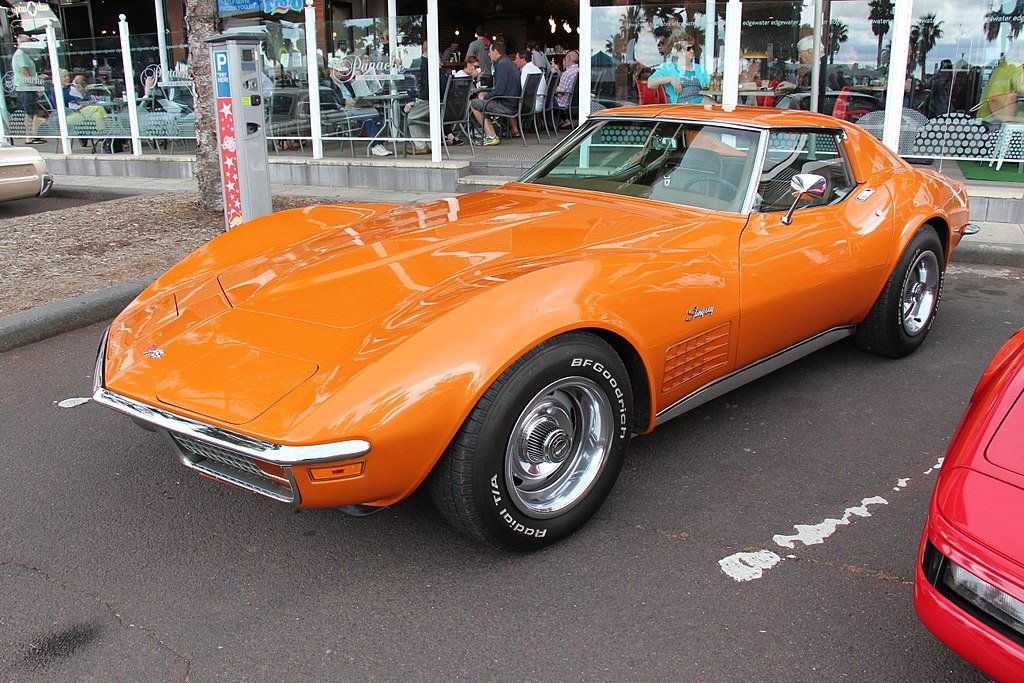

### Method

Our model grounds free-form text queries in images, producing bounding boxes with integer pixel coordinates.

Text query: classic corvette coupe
[94,105,976,550]
[915,329,1024,679]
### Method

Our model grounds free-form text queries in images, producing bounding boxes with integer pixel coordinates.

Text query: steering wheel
[676,175,739,194]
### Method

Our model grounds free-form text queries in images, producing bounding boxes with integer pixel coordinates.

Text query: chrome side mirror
[781,173,828,225]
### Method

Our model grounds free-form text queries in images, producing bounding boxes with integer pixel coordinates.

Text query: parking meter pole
[207,32,272,231]
[118,14,142,156]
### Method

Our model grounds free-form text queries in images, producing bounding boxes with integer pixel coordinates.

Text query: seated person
[326,66,392,157]
[470,41,521,146]
[514,50,546,112]
[553,49,580,129]
[647,43,709,104]
[66,74,109,132]
[453,55,481,84]
[48,70,109,135]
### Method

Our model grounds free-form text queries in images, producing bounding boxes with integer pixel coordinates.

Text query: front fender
[889,169,969,267]
[262,259,652,506]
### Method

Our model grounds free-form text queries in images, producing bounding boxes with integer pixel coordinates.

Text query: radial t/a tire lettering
[429,332,633,550]
[856,225,944,359]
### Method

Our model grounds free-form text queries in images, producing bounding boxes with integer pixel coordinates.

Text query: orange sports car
[94,106,977,550]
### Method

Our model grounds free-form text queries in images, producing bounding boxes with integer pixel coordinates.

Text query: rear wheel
[429,332,633,550]
[856,225,944,358]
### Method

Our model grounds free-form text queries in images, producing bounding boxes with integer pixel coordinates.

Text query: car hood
[104,184,706,427]
[202,184,694,330]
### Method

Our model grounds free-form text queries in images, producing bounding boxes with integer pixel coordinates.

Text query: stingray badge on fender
[685,306,714,322]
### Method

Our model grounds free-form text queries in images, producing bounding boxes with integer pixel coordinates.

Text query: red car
[916,329,1024,680]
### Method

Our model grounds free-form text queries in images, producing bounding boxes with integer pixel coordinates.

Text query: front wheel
[429,332,633,550]
[856,225,944,358]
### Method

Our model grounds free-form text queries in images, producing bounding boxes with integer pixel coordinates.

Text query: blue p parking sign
[214,50,231,98]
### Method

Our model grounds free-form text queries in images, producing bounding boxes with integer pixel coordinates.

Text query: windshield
[520,119,761,213]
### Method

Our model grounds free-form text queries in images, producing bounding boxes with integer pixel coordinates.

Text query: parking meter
[207,33,272,230]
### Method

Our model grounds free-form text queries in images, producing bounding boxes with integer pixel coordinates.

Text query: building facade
[1,0,1021,169]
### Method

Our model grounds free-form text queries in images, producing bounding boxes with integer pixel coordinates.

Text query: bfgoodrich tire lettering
[429,332,633,550]
[856,225,944,358]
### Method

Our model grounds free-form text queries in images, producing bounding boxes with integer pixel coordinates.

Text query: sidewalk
[1,172,1020,354]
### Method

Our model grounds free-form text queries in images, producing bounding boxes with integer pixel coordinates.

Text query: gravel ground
[0,192,326,317]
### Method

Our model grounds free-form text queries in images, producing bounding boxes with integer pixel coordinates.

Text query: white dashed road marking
[718,457,945,582]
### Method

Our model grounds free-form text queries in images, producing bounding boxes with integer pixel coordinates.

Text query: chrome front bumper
[92,329,371,504]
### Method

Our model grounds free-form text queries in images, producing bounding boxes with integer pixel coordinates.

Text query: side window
[754,130,856,213]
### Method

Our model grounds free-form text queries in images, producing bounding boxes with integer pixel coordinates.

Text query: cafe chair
[636,79,667,105]
[483,71,543,147]
[442,76,475,159]
[540,71,560,138]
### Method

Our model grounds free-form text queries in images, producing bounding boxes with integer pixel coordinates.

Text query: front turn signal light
[308,461,365,482]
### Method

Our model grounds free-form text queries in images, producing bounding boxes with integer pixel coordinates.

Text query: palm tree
[984,0,1024,41]
[185,0,220,212]
[828,19,849,64]
[912,14,944,84]
[868,0,894,68]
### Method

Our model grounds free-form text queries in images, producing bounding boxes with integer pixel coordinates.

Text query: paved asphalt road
[2,262,1020,682]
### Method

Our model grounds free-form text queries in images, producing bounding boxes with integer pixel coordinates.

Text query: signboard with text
[217,0,259,15]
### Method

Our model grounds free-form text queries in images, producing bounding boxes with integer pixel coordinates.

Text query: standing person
[527,40,549,73]
[514,50,546,111]
[470,41,521,146]
[648,42,709,104]
[553,49,580,129]
[12,34,48,144]
[467,27,492,78]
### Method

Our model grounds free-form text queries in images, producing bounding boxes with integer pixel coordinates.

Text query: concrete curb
[48,185,166,200]
[0,275,156,353]
[953,241,1024,268]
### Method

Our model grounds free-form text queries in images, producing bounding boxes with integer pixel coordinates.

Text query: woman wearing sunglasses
[647,43,710,104]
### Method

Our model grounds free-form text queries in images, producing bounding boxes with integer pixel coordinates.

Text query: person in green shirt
[976,43,1024,121]
[12,34,49,143]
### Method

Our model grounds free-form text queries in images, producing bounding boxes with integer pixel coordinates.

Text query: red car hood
[934,330,1024,560]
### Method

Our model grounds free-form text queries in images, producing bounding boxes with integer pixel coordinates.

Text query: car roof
[597,104,853,131]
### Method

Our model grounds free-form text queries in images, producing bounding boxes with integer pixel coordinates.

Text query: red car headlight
[942,557,1024,639]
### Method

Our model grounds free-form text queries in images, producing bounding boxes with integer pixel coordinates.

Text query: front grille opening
[170,432,296,503]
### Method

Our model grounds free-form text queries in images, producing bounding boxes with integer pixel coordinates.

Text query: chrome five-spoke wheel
[901,249,940,336]
[506,377,613,518]
[429,332,633,550]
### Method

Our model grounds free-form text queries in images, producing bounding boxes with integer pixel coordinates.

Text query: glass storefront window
[897,0,1023,165]
[591,0,1023,168]
[591,3,725,107]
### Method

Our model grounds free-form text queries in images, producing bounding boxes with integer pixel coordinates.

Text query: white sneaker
[370,145,392,157]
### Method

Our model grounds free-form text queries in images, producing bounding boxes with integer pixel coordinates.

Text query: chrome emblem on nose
[144,345,165,359]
